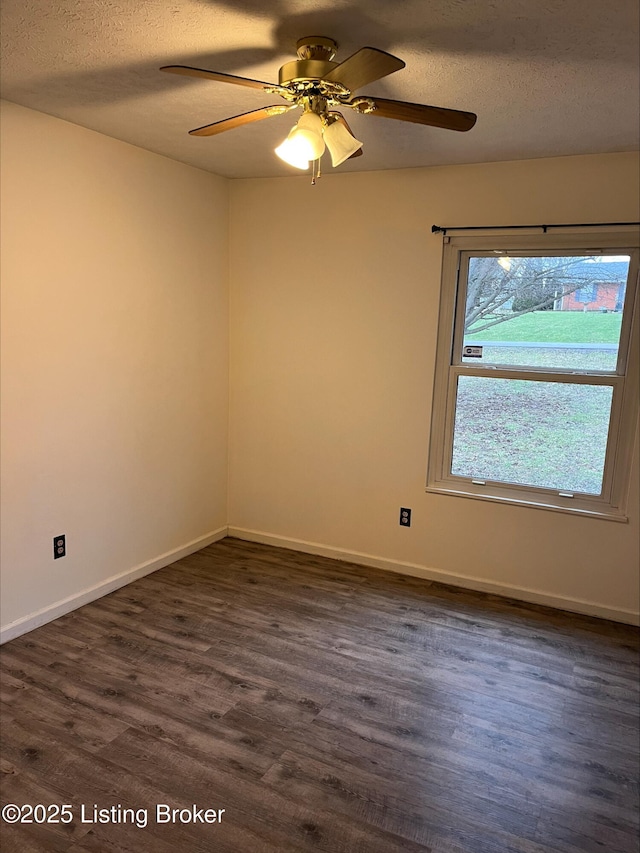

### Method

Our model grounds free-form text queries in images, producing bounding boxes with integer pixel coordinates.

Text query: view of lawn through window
[451,377,613,493]
[450,254,630,495]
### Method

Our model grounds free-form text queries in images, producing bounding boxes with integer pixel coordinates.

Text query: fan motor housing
[279,36,341,85]
[278,59,339,85]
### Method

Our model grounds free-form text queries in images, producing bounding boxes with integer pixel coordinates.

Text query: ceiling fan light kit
[160,36,477,182]
[275,108,363,170]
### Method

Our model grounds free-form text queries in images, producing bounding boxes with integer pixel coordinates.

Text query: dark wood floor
[1,538,639,853]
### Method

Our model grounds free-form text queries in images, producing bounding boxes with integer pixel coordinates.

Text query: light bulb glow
[293,129,325,160]
[274,136,310,169]
[497,256,512,271]
[274,111,325,168]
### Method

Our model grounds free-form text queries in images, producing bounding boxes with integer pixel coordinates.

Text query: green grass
[465,311,622,344]
[451,377,612,494]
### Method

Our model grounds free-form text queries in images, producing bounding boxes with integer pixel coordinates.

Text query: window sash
[427,231,640,520]
[440,369,624,503]
[452,249,638,376]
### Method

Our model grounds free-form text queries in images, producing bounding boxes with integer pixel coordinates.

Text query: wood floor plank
[1,669,33,705]
[0,770,92,848]
[97,725,431,853]
[1,536,638,853]
[0,649,266,779]
[0,824,76,853]
[261,747,547,853]
[2,632,240,719]
[1,683,130,755]
[0,718,225,853]
[52,605,216,656]
[535,809,640,853]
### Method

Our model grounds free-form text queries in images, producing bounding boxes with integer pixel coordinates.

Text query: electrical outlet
[54,534,66,559]
[399,508,411,527]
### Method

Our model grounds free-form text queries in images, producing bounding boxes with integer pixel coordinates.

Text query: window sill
[425,482,629,522]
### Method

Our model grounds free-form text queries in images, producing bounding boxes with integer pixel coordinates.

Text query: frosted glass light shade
[293,112,326,159]
[275,112,325,168]
[324,119,363,167]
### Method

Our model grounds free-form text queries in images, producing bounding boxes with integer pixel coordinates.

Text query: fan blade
[160,65,288,95]
[351,96,477,131]
[331,112,363,158]
[324,47,405,93]
[189,105,295,137]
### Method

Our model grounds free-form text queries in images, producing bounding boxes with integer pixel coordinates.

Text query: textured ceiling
[1,0,638,178]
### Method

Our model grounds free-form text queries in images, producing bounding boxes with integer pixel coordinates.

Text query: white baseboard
[0,527,228,645]
[227,526,640,626]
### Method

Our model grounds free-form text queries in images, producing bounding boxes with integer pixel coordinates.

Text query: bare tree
[465,256,624,334]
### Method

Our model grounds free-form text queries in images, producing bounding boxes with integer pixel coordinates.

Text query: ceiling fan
[160,36,477,176]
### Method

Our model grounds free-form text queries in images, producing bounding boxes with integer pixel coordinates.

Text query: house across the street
[558,260,628,311]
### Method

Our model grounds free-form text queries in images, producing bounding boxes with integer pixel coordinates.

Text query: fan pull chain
[310,157,322,185]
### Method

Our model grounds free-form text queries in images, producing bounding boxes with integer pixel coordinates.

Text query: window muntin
[427,233,639,519]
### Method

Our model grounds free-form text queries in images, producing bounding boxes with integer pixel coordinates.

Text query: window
[427,231,639,519]
[573,283,598,304]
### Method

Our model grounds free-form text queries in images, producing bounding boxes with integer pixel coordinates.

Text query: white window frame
[426,230,640,521]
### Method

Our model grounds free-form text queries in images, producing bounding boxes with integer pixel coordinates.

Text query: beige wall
[0,101,229,635]
[228,153,640,622]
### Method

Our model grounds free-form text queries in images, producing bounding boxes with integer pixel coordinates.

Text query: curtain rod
[431,221,640,235]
